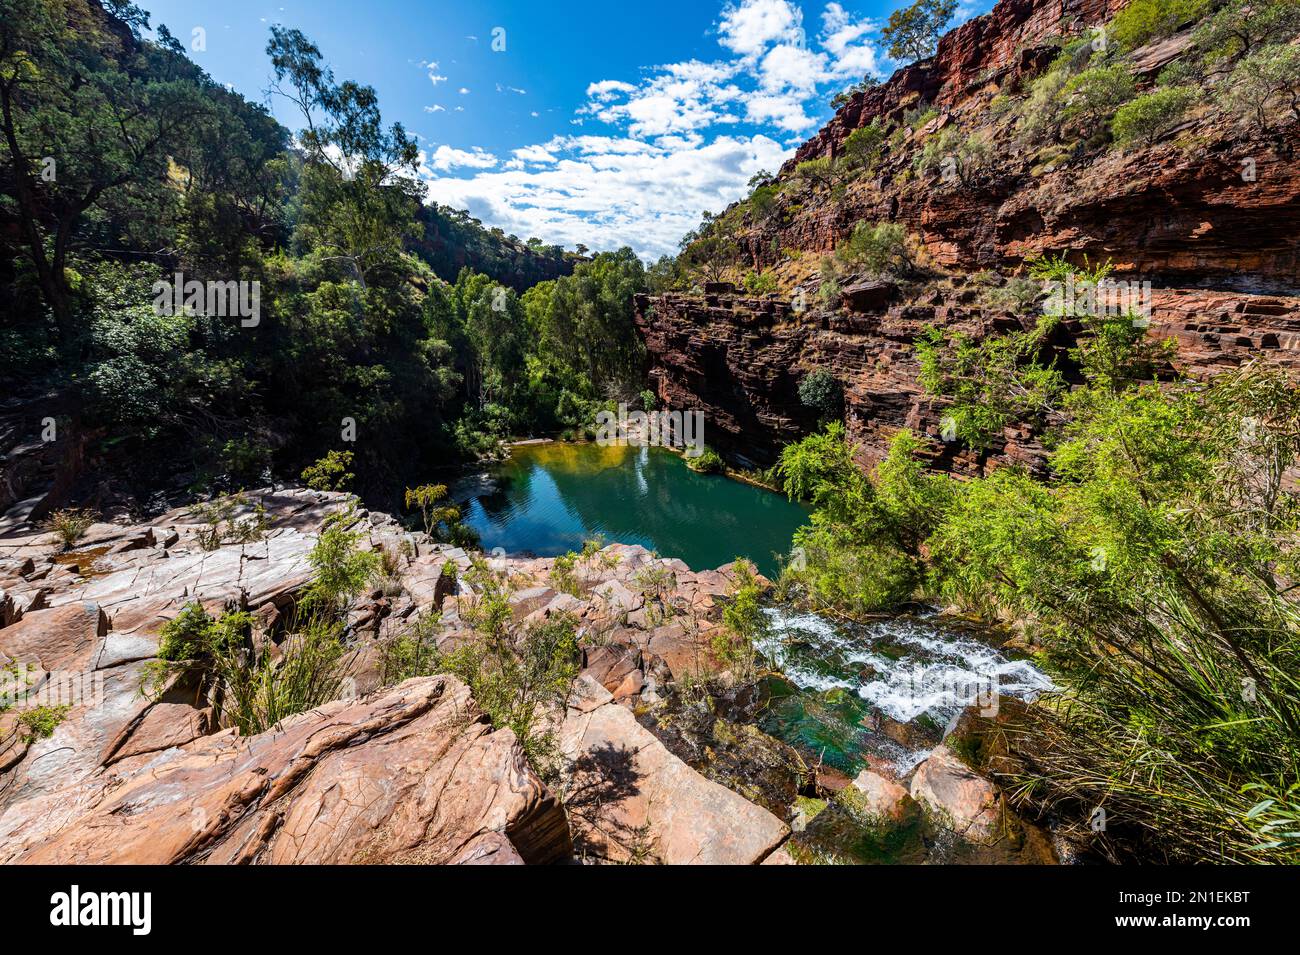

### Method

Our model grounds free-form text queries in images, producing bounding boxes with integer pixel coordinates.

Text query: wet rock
[851,768,916,823]
[646,703,809,820]
[908,744,1004,844]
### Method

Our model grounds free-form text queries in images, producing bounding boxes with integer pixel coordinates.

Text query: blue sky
[142,0,989,258]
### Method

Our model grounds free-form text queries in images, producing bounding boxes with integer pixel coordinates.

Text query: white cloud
[423,133,791,259]
[423,104,445,113]
[587,79,637,100]
[742,91,817,132]
[759,43,828,94]
[513,143,558,164]
[820,2,882,78]
[581,60,741,138]
[428,72,448,85]
[458,87,470,95]
[718,0,805,57]
[424,145,498,172]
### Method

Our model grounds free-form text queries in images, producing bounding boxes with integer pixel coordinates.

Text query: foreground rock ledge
[0,676,571,865]
[559,675,790,864]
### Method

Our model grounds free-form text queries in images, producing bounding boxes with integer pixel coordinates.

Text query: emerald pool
[456,441,810,578]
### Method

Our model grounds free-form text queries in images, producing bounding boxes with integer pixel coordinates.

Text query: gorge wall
[636,0,1300,473]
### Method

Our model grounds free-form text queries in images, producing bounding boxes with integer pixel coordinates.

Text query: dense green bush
[686,447,726,473]
[1111,86,1200,146]
[798,369,843,419]
[714,559,768,678]
[1060,65,1137,133]
[1193,0,1300,64]
[912,128,991,183]
[1108,0,1213,50]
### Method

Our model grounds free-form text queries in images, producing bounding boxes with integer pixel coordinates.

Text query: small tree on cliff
[880,0,958,63]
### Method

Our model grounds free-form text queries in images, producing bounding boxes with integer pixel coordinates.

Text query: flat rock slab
[44,532,317,635]
[2,676,571,865]
[559,677,788,864]
[582,644,642,693]
[0,602,108,673]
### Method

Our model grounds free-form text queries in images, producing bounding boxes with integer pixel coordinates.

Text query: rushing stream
[757,607,1055,778]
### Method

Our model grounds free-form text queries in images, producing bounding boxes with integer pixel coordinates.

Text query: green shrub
[743,270,778,295]
[794,157,845,194]
[925,364,1300,862]
[301,450,355,491]
[715,559,768,679]
[1112,86,1199,146]
[189,493,270,551]
[403,483,477,547]
[834,222,913,276]
[155,602,249,664]
[1109,0,1214,50]
[305,506,381,611]
[902,103,939,130]
[439,560,579,772]
[982,275,1043,313]
[1016,52,1076,144]
[1194,0,1300,65]
[220,618,351,735]
[220,436,272,487]
[798,369,843,419]
[42,508,97,550]
[686,447,725,473]
[1221,43,1300,133]
[1059,65,1137,134]
[550,551,582,596]
[145,601,350,736]
[817,257,842,306]
[17,704,71,744]
[915,318,1066,449]
[912,128,991,183]
[842,119,887,173]
[782,522,921,616]
[775,427,946,616]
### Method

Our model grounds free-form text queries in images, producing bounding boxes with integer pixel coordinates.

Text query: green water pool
[456,441,810,578]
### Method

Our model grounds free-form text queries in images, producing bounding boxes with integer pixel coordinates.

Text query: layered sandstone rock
[2,675,571,865]
[638,284,1300,473]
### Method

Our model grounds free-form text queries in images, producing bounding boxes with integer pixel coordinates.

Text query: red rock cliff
[636,0,1300,473]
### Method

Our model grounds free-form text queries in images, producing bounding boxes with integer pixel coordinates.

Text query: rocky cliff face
[639,284,1300,473]
[637,0,1300,473]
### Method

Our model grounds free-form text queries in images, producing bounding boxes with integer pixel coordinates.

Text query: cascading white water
[760,607,1055,727]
